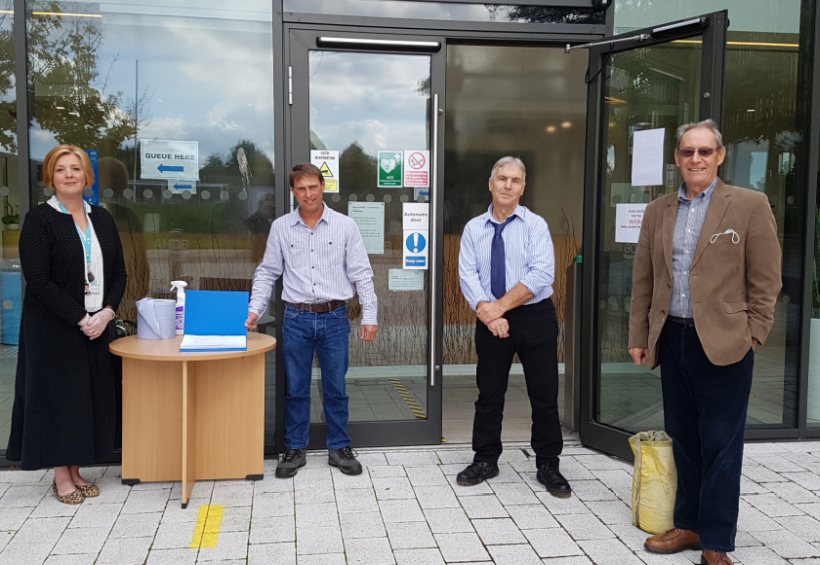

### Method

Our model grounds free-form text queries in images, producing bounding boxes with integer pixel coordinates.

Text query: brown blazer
[628,180,782,367]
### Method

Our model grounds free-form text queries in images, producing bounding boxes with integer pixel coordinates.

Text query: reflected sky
[28,1,274,165]
[309,51,429,155]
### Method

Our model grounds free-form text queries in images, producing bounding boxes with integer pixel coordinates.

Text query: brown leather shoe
[701,550,733,564]
[644,528,701,554]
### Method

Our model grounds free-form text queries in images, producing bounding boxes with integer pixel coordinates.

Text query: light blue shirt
[249,203,378,325]
[670,179,718,318]
[458,204,554,311]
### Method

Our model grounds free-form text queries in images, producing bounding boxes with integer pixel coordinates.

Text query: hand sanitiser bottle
[169,280,188,335]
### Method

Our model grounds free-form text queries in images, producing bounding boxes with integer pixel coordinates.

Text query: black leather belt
[667,315,695,327]
[286,300,346,313]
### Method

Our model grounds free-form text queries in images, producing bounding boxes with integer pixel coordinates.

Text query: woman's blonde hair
[42,144,95,189]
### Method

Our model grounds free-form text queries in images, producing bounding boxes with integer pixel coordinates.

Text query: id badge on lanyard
[79,222,101,296]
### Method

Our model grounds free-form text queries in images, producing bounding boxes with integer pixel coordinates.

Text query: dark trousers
[472,298,563,467]
[659,320,754,553]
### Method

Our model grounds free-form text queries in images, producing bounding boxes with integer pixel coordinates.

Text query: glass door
[287,29,444,447]
[579,12,728,460]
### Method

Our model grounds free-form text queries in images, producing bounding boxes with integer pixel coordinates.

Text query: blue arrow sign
[173,183,193,190]
[158,164,185,173]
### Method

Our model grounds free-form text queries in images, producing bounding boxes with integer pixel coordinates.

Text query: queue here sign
[140,139,200,181]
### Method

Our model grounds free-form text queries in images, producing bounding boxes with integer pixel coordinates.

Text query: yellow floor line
[190,504,224,549]
[389,378,427,419]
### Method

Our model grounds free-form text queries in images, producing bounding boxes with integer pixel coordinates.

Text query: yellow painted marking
[190,504,225,549]
[388,378,427,419]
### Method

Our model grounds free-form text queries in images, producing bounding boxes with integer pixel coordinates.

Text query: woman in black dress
[6,144,126,503]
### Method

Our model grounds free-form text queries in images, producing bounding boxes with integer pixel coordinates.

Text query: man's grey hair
[489,156,526,182]
[676,119,724,149]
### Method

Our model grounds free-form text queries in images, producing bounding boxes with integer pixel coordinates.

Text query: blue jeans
[283,304,351,450]
[659,320,754,553]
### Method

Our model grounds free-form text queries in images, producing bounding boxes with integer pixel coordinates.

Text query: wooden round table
[111,333,276,508]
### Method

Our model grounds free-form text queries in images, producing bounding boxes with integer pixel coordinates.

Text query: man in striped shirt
[246,163,378,478]
[457,156,570,497]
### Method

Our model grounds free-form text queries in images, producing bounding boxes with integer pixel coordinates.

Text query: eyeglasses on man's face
[676,147,720,158]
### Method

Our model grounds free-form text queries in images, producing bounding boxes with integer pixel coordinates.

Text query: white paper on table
[631,128,665,186]
[180,334,247,350]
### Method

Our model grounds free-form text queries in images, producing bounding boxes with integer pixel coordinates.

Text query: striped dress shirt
[669,179,718,318]
[459,204,555,311]
[249,203,378,325]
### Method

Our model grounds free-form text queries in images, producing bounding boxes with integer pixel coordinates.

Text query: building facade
[0,0,817,463]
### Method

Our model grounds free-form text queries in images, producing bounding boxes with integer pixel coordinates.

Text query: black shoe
[456,461,499,486]
[328,446,363,475]
[537,461,572,498]
[275,448,306,478]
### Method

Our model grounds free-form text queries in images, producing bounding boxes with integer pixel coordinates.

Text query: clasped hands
[79,307,115,340]
[477,300,509,339]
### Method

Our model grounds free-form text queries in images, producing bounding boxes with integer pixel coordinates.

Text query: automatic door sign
[403,150,429,188]
[140,140,200,181]
[402,202,429,270]
[310,149,340,193]
[378,151,403,188]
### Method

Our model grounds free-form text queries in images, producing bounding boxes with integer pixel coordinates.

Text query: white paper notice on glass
[388,269,424,291]
[631,128,665,186]
[615,203,648,243]
[348,202,385,255]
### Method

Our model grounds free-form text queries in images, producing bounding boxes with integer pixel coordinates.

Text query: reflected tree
[200,139,274,187]
[339,142,376,193]
[0,12,13,152]
[28,3,141,153]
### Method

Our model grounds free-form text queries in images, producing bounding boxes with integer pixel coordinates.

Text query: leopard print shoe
[76,484,100,497]
[52,481,85,505]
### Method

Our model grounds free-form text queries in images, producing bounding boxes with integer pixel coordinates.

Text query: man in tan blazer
[628,119,781,565]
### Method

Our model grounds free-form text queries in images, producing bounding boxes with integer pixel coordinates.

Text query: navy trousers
[472,298,563,468]
[659,319,754,553]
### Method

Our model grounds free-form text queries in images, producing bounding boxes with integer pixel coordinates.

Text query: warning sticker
[310,150,340,193]
[403,150,429,188]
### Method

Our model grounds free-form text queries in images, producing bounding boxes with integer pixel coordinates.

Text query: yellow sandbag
[628,430,676,535]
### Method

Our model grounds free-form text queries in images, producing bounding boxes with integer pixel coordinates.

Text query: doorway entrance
[441,43,588,442]
[282,12,730,459]
[286,29,590,449]
[287,29,445,447]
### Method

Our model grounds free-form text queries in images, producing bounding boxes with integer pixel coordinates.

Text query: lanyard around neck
[57,200,92,267]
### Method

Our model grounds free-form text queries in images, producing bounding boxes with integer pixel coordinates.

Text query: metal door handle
[429,93,439,388]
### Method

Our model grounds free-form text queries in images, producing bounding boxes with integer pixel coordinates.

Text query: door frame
[282,26,447,449]
[579,11,729,460]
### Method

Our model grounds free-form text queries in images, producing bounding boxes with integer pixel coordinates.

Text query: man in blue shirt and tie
[457,156,570,497]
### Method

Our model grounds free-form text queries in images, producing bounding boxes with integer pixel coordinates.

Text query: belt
[667,315,695,327]
[286,300,346,313]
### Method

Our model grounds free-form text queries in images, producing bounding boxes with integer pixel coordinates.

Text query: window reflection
[24,0,277,446]
[0,0,16,454]
[27,0,275,321]
[285,0,605,25]
[613,2,805,430]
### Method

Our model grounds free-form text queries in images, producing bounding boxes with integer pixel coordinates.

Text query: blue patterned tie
[490,217,513,300]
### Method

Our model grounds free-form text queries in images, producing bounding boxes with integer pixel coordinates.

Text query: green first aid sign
[378,151,403,188]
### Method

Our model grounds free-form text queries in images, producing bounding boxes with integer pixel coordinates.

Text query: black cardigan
[20,203,127,323]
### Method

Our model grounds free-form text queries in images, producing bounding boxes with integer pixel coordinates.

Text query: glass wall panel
[594,40,703,431]
[305,47,432,424]
[23,1,277,445]
[615,1,804,430]
[0,0,17,454]
[284,0,606,25]
[443,45,587,435]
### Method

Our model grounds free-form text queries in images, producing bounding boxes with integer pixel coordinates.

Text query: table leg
[181,360,197,508]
